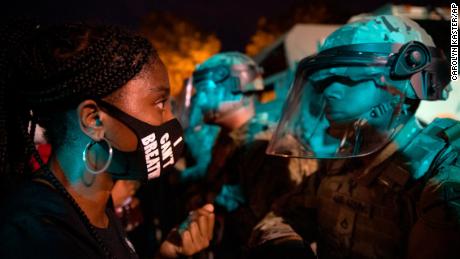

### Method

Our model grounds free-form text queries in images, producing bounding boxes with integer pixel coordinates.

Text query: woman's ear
[77,100,105,141]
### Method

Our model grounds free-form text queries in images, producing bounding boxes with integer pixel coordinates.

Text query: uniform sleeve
[239,139,318,219]
[248,171,320,247]
[247,175,319,258]
[408,160,460,259]
[271,173,320,243]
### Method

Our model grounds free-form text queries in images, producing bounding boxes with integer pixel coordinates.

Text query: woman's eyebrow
[150,85,170,95]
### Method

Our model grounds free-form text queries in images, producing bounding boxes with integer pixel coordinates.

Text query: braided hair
[0,21,159,258]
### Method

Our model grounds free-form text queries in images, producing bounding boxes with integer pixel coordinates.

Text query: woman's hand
[158,204,215,258]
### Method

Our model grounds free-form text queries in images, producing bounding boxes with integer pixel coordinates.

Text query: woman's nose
[323,82,345,100]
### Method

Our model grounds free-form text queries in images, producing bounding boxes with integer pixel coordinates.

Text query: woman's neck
[49,157,113,228]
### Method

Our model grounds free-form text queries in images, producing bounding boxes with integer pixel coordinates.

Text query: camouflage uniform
[249,118,460,258]
[207,120,317,259]
[249,15,458,259]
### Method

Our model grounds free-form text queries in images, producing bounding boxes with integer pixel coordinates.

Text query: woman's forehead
[105,62,170,103]
[136,62,170,95]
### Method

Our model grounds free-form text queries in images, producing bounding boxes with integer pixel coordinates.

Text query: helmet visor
[230,64,264,92]
[267,46,410,159]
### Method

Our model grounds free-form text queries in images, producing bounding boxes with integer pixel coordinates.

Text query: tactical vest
[315,118,460,259]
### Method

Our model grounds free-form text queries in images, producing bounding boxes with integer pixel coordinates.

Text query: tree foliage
[245,0,336,57]
[140,12,221,96]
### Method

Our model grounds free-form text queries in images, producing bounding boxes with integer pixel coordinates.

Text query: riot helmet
[190,52,264,125]
[267,15,450,159]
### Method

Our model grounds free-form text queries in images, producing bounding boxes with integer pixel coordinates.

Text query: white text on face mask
[142,133,161,179]
[141,132,175,179]
[160,133,175,168]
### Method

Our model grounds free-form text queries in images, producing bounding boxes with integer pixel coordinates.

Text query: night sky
[3,0,453,51]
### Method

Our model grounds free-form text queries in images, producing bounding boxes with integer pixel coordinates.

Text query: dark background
[3,0,453,51]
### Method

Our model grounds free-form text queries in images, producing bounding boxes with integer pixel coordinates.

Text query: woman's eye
[155,100,166,110]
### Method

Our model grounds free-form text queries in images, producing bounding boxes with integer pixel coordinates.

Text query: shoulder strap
[377,118,460,190]
[436,118,460,149]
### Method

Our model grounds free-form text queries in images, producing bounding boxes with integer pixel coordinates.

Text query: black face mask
[96,100,184,181]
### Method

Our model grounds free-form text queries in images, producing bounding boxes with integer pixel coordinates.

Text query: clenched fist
[158,204,215,258]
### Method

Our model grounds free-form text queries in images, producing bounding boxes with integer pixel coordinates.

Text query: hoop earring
[82,138,113,175]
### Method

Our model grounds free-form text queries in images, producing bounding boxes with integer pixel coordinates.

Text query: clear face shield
[192,63,263,94]
[230,63,264,93]
[173,77,194,129]
[267,42,450,159]
[189,63,264,124]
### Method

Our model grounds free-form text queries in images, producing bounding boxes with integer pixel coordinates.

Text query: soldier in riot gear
[186,52,266,258]
[189,52,318,258]
[190,52,266,208]
[248,15,459,259]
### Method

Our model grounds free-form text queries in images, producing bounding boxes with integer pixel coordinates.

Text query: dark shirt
[0,179,138,259]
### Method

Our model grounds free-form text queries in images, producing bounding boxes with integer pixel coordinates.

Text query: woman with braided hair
[0,22,214,259]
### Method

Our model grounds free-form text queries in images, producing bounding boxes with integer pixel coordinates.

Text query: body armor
[316,118,459,258]
[250,118,460,258]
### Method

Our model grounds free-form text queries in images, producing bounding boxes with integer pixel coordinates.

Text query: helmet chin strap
[351,95,413,154]
[334,98,400,155]
[368,92,406,119]
[369,101,394,119]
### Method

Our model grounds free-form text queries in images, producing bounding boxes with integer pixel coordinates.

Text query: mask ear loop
[83,138,113,174]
